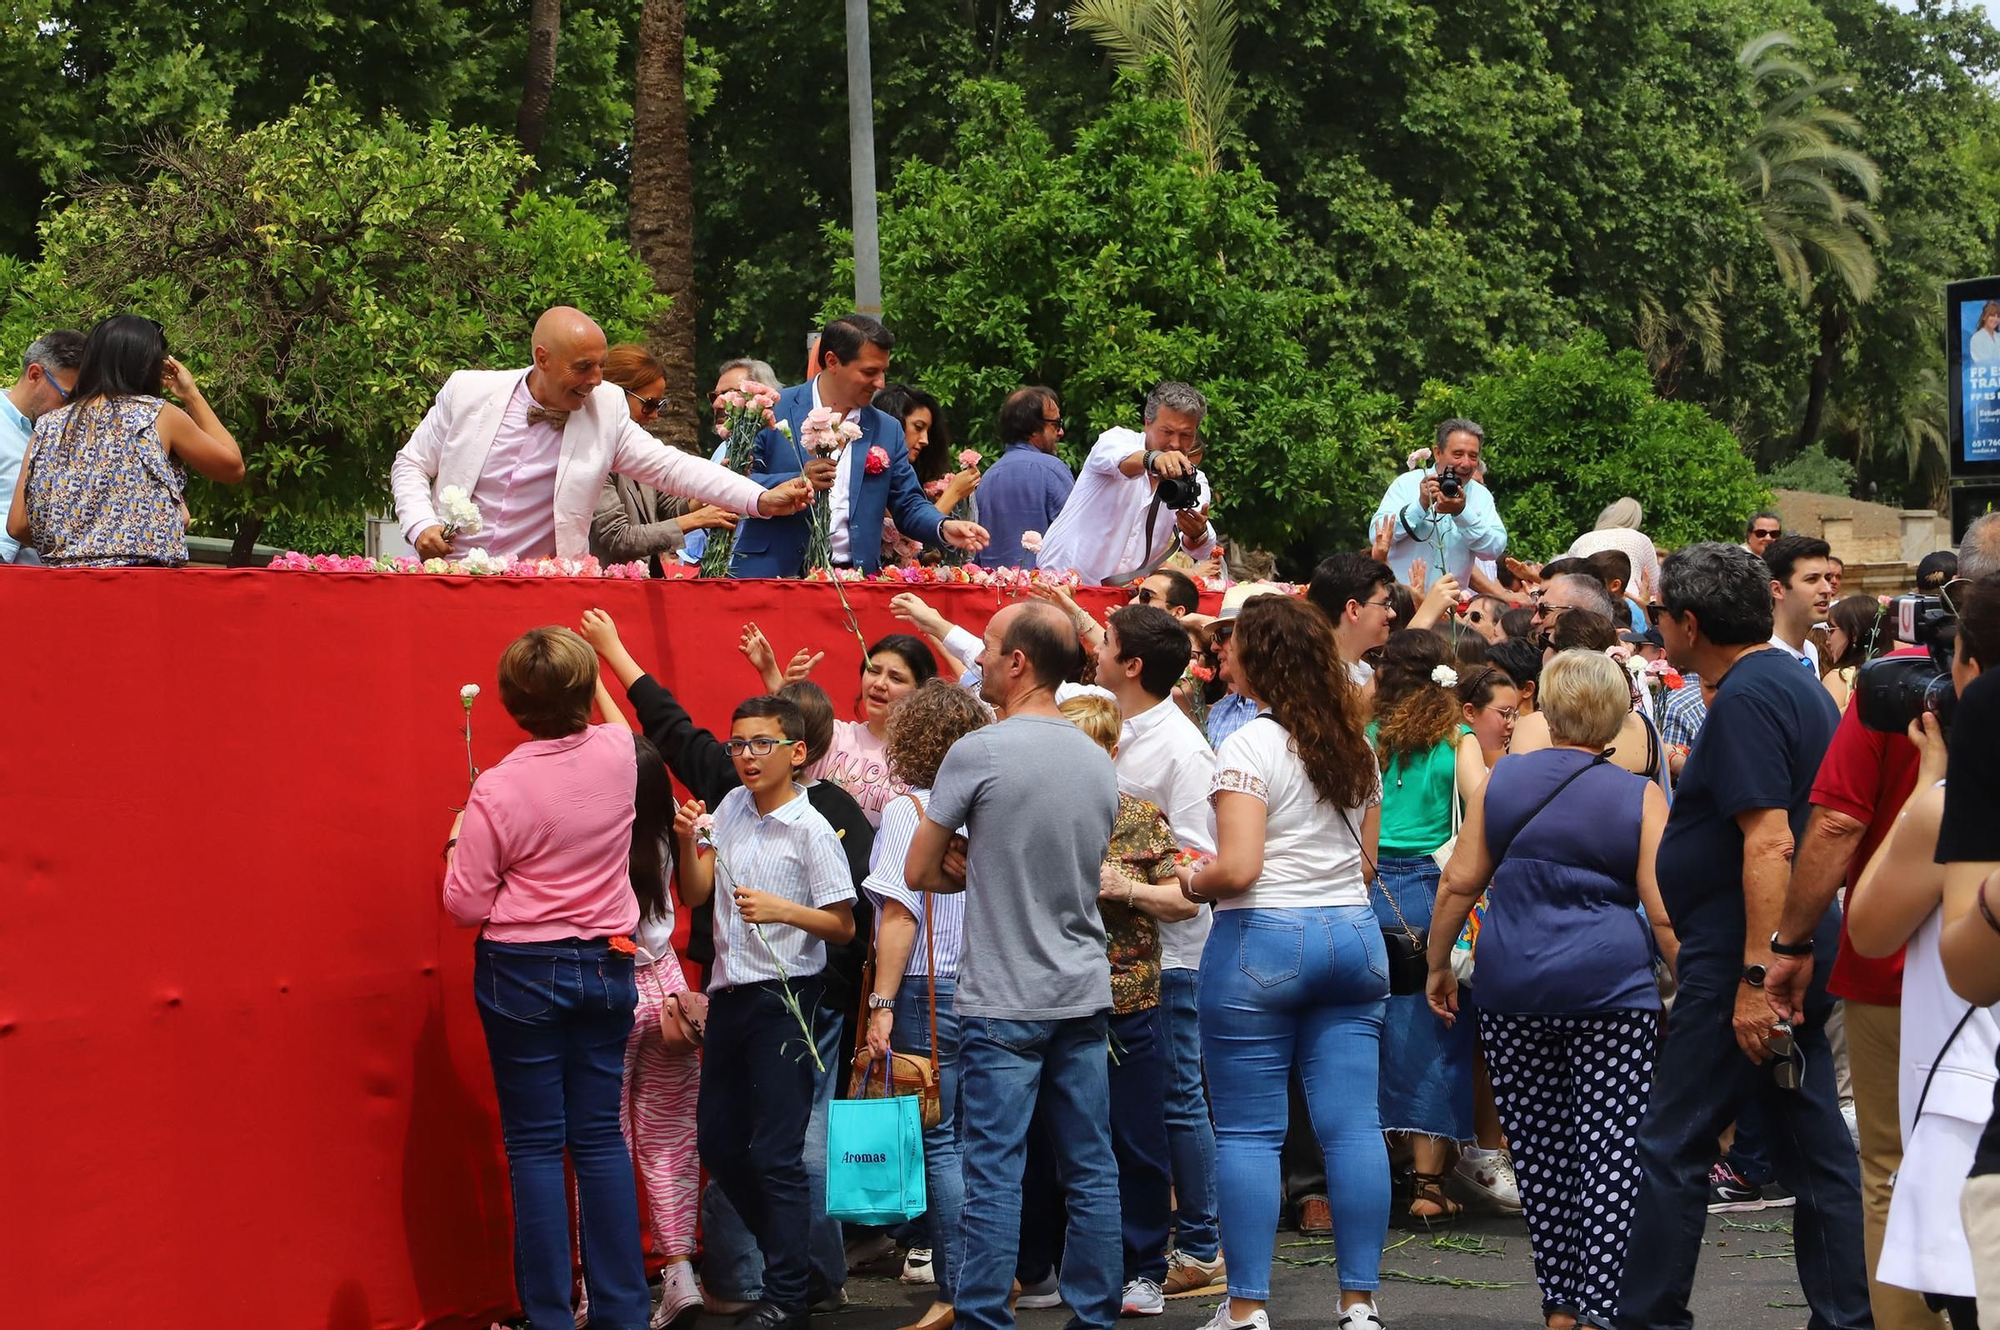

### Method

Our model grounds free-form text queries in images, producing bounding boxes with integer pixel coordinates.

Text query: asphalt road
[773,1209,1817,1330]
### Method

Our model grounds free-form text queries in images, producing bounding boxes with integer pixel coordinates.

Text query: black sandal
[1408,1170,1465,1226]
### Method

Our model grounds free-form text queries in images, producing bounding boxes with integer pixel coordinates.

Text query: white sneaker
[1454,1146,1523,1213]
[1336,1301,1384,1330]
[652,1260,702,1330]
[1197,1306,1270,1330]
[1015,1272,1064,1310]
[1121,1278,1165,1317]
[900,1247,935,1285]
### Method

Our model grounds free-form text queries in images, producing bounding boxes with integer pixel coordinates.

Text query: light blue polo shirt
[0,394,39,564]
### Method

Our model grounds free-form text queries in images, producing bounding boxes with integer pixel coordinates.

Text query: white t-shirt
[1346,659,1374,688]
[1209,714,1378,910]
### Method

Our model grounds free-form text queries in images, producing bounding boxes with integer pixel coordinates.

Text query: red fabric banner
[0,569,1132,1330]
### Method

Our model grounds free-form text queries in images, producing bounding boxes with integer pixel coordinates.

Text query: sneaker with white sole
[1197,1306,1270,1330]
[1121,1278,1165,1317]
[900,1247,935,1286]
[1454,1146,1522,1213]
[653,1260,702,1330]
[1162,1250,1227,1298]
[1336,1301,1384,1329]
[1015,1273,1064,1310]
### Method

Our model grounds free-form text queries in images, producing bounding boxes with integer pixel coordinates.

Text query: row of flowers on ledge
[267,551,652,578]
[807,564,1084,589]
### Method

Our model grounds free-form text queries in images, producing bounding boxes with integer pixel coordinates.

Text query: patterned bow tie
[526,404,570,429]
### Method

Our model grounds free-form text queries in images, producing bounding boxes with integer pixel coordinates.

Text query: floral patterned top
[25,396,186,567]
[1101,792,1180,1015]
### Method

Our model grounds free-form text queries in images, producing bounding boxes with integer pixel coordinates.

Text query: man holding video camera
[1036,381,1218,587]
[1369,417,1507,593]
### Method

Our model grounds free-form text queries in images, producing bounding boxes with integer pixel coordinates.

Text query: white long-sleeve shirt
[1037,428,1216,586]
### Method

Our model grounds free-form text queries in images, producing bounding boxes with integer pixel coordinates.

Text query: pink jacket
[391,368,766,559]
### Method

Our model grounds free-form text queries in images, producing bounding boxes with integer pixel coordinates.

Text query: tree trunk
[628,0,699,452]
[1795,300,1847,459]
[228,513,266,568]
[514,0,563,187]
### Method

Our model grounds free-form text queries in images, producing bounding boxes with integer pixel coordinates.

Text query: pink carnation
[1020,530,1043,553]
[958,449,982,470]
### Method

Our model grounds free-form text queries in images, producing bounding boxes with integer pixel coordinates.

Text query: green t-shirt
[1367,722,1470,856]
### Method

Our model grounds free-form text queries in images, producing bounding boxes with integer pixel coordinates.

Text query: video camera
[1857,593,1959,734]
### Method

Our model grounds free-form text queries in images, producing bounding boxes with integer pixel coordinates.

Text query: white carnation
[1430,665,1460,687]
[439,485,484,536]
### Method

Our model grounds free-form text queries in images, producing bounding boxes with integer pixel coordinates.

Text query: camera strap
[1107,488,1183,587]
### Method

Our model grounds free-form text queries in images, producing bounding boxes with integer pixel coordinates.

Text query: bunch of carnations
[798,407,863,574]
[700,382,783,578]
[438,485,483,544]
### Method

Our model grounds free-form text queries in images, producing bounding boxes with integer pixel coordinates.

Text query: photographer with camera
[1369,419,1507,593]
[1036,381,1218,587]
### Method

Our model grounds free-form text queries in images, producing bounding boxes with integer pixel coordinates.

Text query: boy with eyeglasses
[675,694,857,1330]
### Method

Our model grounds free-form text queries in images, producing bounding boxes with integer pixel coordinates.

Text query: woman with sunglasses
[587,344,740,571]
[9,313,243,565]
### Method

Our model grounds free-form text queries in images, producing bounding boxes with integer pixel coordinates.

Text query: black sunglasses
[1750,527,1781,540]
[1211,621,1235,642]
[624,387,666,414]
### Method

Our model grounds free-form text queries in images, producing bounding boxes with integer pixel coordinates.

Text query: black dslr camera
[1435,465,1464,501]
[1857,594,1958,734]
[1154,472,1203,511]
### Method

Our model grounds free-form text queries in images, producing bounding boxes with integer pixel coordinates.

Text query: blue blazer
[729,383,946,577]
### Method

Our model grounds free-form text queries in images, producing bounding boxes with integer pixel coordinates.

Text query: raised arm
[580,608,739,805]
[614,419,811,519]
[157,359,244,483]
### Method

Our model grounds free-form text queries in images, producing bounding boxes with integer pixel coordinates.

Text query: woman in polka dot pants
[1425,652,1679,1330]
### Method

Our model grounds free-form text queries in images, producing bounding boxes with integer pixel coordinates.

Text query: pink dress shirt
[443,724,641,941]
[453,380,561,558]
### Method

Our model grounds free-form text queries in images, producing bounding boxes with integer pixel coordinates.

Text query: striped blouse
[862,789,965,979]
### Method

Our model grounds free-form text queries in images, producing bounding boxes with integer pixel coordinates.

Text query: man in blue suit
[729,314,988,576]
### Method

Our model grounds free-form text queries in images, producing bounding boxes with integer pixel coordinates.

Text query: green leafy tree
[859,78,1398,555]
[0,90,667,560]
[1764,442,1856,498]
[1399,333,1769,558]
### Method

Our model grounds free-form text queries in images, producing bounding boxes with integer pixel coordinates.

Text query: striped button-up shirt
[862,789,966,979]
[707,783,856,993]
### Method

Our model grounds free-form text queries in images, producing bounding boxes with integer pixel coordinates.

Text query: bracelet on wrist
[1979,879,2000,938]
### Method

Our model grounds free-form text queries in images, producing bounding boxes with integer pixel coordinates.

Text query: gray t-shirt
[925,713,1119,1020]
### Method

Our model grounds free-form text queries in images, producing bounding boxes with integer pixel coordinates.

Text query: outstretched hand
[739,622,778,676]
[890,591,950,641]
[579,607,622,657]
[784,648,824,682]
[1369,515,1394,562]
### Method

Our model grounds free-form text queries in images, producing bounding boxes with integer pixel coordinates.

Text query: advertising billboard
[1947,276,2000,476]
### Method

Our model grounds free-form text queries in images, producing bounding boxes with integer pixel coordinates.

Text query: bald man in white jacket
[392,306,810,561]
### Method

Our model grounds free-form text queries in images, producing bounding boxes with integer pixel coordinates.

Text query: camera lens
[1856,654,1956,735]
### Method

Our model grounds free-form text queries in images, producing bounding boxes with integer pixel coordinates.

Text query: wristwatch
[867,994,896,1012]
[1740,964,1767,989]
[1769,931,1814,958]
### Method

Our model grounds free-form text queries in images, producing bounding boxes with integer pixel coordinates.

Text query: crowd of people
[11,303,2000,1330]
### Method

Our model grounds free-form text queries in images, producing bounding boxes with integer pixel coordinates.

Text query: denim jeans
[700,1003,846,1304]
[956,1012,1122,1330]
[1109,1006,1172,1284]
[474,938,649,1330]
[1199,906,1390,1299]
[893,976,963,1304]
[697,978,824,1316]
[1159,968,1220,1261]
[1619,940,1871,1330]
[1372,855,1476,1141]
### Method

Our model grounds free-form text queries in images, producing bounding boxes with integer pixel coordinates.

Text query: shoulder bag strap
[915,792,939,1078]
[1911,1006,1980,1126]
[1489,754,1609,865]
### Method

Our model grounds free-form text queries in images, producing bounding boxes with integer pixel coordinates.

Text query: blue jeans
[957,1013,1122,1330]
[1160,968,1220,1261]
[1372,855,1476,1141]
[701,1006,846,1303]
[1109,1007,1172,1284]
[473,938,649,1330]
[1618,939,1870,1330]
[1200,906,1390,1299]
[893,976,963,1304]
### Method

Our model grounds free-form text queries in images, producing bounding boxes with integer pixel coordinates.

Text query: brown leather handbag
[846,804,943,1129]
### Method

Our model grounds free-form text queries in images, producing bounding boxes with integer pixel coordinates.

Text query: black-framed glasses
[723,736,796,757]
[1646,602,1670,625]
[1360,596,1394,613]
[1532,600,1570,622]
[624,387,666,415]
[1041,415,1064,429]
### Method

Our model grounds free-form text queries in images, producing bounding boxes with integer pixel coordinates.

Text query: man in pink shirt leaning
[393,305,813,561]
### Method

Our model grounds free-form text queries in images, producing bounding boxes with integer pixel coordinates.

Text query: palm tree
[628,0,699,452]
[1731,32,1886,457]
[1070,0,1239,173]
[514,0,563,193]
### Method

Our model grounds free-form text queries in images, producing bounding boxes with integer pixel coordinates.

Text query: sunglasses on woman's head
[624,387,666,414]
